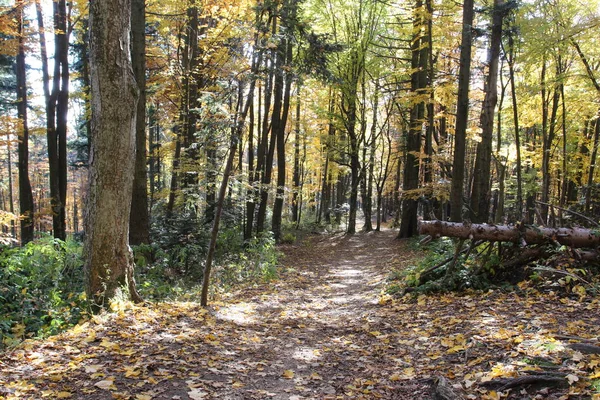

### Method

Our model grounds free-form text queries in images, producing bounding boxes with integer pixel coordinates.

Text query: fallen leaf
[282,369,295,379]
[188,388,207,399]
[95,378,116,391]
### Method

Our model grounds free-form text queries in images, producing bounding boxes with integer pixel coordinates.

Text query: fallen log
[419,220,600,248]
[479,375,567,391]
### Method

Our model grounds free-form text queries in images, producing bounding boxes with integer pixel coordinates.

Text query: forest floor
[2,228,600,399]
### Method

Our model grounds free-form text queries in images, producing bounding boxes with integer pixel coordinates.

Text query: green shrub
[281,233,296,244]
[0,237,87,348]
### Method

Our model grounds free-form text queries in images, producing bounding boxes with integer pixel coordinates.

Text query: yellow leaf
[135,395,153,400]
[124,366,141,378]
[282,370,294,379]
[56,392,72,398]
[369,331,382,337]
[310,372,322,380]
[100,339,120,351]
[84,330,97,343]
[232,381,244,388]
[402,367,415,378]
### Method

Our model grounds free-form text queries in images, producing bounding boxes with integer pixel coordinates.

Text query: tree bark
[16,0,34,245]
[399,0,426,237]
[419,220,600,248]
[449,0,474,222]
[85,0,142,311]
[470,0,503,223]
[129,0,150,245]
[292,87,301,223]
[272,3,295,241]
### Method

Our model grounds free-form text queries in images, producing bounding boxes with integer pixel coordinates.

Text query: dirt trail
[1,229,427,399]
[4,229,599,399]
[210,229,425,399]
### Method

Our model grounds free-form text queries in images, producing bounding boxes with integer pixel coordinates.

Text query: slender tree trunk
[449,0,474,222]
[506,33,523,218]
[6,132,16,238]
[272,11,295,241]
[201,61,260,306]
[166,128,182,217]
[586,117,600,213]
[470,0,503,223]
[363,83,378,232]
[292,88,301,223]
[256,13,277,234]
[86,0,142,311]
[540,58,561,224]
[129,0,150,245]
[16,0,34,245]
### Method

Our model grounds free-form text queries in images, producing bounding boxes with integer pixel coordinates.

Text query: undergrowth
[1,222,282,349]
[0,236,87,348]
[388,236,600,297]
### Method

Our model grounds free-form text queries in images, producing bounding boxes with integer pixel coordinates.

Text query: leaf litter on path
[1,229,600,399]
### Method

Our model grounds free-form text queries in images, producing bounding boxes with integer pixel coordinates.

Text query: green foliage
[214,232,280,288]
[0,237,87,348]
[281,232,296,244]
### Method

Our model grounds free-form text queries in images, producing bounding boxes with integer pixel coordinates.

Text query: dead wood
[432,375,465,400]
[419,220,600,248]
[568,343,600,354]
[479,375,567,391]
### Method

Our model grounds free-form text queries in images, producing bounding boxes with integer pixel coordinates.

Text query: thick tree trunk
[85,0,142,311]
[449,0,474,222]
[129,0,150,245]
[399,0,425,237]
[16,0,34,245]
[419,220,600,248]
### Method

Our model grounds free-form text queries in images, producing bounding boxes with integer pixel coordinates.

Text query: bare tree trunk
[6,132,16,238]
[449,0,474,222]
[506,32,523,218]
[201,65,259,306]
[470,0,503,223]
[292,88,301,223]
[272,7,295,241]
[129,0,150,245]
[85,0,142,311]
[16,0,34,245]
[399,0,426,237]
[586,117,600,213]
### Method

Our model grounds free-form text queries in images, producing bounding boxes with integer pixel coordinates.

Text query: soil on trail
[2,229,600,399]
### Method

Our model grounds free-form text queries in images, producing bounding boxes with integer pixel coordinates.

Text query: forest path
[3,229,600,399]
[208,228,426,399]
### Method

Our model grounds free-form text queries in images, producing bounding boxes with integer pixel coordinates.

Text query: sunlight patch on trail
[214,303,257,325]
